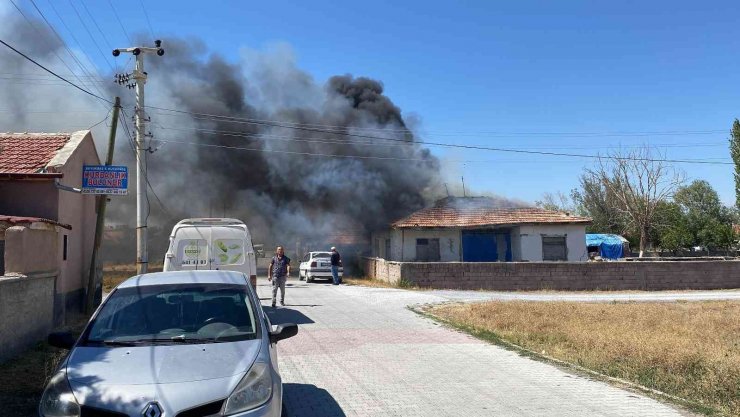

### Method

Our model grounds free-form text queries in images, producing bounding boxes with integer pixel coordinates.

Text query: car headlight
[39,371,80,417]
[223,362,273,415]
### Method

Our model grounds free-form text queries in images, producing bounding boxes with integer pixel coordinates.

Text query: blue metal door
[462,230,498,262]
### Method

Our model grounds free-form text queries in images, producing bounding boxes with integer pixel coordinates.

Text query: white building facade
[372,198,591,262]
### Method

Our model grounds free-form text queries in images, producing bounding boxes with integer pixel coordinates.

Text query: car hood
[67,339,260,385]
[66,340,261,414]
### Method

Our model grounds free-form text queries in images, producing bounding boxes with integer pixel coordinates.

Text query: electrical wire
[67,0,115,71]
[138,0,156,40]
[0,38,111,104]
[144,106,733,165]
[107,0,131,44]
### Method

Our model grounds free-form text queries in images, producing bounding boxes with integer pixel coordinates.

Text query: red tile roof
[0,215,72,229]
[392,197,591,228]
[0,133,71,174]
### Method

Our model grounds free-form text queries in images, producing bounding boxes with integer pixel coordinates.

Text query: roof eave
[0,172,64,180]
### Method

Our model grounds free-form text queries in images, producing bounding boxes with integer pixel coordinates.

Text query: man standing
[268,246,291,307]
[330,246,342,285]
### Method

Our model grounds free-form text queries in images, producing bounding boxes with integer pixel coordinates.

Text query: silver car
[39,271,297,417]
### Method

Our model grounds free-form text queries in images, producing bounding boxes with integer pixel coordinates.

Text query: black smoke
[107,39,442,251]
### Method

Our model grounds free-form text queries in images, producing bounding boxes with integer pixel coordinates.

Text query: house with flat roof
[372,197,592,262]
[0,131,100,324]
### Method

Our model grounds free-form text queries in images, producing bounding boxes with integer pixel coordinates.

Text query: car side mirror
[269,323,298,344]
[48,332,76,350]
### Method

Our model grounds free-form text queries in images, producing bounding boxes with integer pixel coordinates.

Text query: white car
[299,251,343,283]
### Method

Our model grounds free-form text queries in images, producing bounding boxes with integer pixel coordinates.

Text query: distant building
[372,197,591,262]
[0,131,100,323]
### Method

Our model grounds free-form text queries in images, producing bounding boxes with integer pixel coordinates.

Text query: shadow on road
[283,383,346,417]
[264,307,315,324]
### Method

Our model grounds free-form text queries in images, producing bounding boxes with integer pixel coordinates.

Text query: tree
[730,119,740,209]
[583,147,684,257]
[572,176,628,234]
[535,191,578,213]
[673,180,736,250]
[651,201,692,252]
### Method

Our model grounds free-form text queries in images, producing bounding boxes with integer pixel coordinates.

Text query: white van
[163,218,258,288]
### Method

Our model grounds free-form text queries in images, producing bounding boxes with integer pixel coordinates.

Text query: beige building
[0,131,100,324]
[372,197,591,262]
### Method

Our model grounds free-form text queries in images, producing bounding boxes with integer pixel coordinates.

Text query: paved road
[258,278,695,417]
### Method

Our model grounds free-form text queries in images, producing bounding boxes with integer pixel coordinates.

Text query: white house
[372,197,591,262]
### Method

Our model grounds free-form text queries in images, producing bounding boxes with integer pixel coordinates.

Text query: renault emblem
[142,402,163,417]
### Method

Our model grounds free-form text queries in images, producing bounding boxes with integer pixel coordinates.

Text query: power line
[144,105,733,165]
[27,0,107,99]
[151,123,731,151]
[107,0,132,44]
[147,108,728,138]
[138,0,156,40]
[67,0,115,71]
[0,38,111,103]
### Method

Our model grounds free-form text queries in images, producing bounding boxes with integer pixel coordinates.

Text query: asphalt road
[258,278,698,417]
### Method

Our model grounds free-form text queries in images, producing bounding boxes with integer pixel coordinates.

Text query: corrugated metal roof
[0,133,71,174]
[392,197,591,228]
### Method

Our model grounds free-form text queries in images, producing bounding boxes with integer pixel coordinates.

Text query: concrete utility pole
[112,41,165,274]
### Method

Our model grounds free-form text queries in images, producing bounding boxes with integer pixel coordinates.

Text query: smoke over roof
[0,10,444,249]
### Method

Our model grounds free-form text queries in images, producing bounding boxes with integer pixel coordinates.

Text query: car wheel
[306,276,313,283]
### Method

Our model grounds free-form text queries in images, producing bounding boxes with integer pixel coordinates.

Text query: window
[63,235,68,261]
[542,236,567,261]
[416,238,440,262]
[83,283,258,346]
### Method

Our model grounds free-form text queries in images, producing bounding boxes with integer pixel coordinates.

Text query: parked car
[163,218,258,289]
[40,270,297,417]
[298,251,343,283]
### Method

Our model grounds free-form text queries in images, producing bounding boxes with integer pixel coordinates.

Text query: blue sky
[10,0,740,204]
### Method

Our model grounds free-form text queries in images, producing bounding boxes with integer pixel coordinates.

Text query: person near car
[268,246,291,307]
[330,246,342,285]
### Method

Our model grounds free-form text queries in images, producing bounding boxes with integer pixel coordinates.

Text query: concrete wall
[4,225,58,275]
[0,180,58,219]
[363,258,740,291]
[362,257,402,284]
[54,131,99,316]
[519,224,588,262]
[0,272,56,363]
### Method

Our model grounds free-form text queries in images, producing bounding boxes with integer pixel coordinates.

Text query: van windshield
[84,284,259,346]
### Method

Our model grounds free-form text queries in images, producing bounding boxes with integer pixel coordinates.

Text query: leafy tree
[673,180,735,249]
[730,119,740,209]
[572,175,628,234]
[651,201,692,252]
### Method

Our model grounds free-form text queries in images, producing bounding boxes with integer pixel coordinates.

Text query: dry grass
[102,263,163,292]
[342,277,419,289]
[428,301,740,416]
[0,319,87,417]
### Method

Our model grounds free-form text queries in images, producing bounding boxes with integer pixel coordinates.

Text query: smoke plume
[0,10,445,254]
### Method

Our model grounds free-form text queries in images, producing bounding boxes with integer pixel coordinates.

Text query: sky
[4,0,740,205]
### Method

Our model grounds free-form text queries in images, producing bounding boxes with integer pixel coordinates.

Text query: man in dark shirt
[268,246,291,307]
[330,246,342,285]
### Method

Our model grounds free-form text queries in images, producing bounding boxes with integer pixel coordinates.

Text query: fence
[362,257,740,291]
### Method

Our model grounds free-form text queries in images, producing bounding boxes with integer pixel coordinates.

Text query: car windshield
[313,252,332,259]
[84,283,259,346]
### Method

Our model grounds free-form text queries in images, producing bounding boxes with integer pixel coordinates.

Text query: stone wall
[363,258,740,291]
[0,272,56,363]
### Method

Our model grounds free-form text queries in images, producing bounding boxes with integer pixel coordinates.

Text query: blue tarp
[586,234,626,259]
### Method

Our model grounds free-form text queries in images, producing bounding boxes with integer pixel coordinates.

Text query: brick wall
[363,258,740,290]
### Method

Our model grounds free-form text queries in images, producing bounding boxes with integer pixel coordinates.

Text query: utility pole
[113,40,164,274]
[85,97,121,314]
